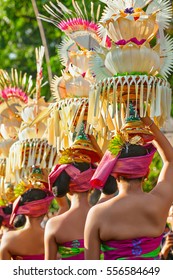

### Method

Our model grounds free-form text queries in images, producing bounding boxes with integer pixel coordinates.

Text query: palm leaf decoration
[146,0,172,30]
[0,68,35,103]
[57,37,78,66]
[89,47,112,82]
[19,104,55,132]
[39,0,102,50]
[159,34,173,79]
[108,133,125,156]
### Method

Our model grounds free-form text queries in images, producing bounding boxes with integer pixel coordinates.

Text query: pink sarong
[12,254,44,260]
[101,235,162,260]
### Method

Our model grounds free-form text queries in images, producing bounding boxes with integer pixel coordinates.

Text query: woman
[84,116,173,260]
[0,188,54,260]
[160,204,173,260]
[45,160,96,260]
[160,226,173,260]
[44,129,106,260]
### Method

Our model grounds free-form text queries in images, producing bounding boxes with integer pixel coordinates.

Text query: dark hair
[19,188,47,206]
[0,215,3,227]
[52,170,70,197]
[119,144,147,158]
[0,205,12,228]
[13,214,26,228]
[72,162,94,171]
[102,175,117,195]
[52,162,93,197]
[2,204,12,215]
[89,189,101,205]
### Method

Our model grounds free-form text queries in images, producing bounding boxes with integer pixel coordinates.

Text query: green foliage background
[0,0,173,191]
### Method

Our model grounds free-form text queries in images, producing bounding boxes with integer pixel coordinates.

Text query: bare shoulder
[0,230,16,248]
[151,180,172,197]
[89,203,104,214]
[45,212,68,235]
[86,203,106,224]
[151,162,173,205]
[1,229,17,239]
[45,216,60,232]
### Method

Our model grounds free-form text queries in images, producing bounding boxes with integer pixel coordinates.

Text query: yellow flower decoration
[108,133,125,156]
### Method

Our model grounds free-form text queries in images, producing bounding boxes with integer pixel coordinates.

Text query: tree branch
[31,0,52,86]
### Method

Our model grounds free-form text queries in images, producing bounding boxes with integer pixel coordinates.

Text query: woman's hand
[140,116,154,128]
[161,232,173,259]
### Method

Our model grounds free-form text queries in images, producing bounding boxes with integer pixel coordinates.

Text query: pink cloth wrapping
[101,235,162,260]
[2,215,11,227]
[10,192,54,225]
[0,207,11,228]
[48,164,95,192]
[12,254,44,260]
[90,143,156,188]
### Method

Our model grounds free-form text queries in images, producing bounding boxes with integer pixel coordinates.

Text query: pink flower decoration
[106,36,112,48]
[116,37,146,46]
[58,18,98,33]
[116,39,127,45]
[82,72,86,78]
[1,87,28,103]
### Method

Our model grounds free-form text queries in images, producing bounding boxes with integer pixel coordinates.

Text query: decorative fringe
[7,139,57,179]
[0,158,6,177]
[87,75,171,136]
[159,34,173,79]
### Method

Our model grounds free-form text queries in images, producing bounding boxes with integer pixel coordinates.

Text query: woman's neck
[117,180,143,195]
[70,192,90,209]
[24,216,44,228]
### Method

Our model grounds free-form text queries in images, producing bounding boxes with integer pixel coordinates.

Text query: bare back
[44,192,92,259]
[48,206,90,244]
[0,222,44,259]
[92,192,168,242]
